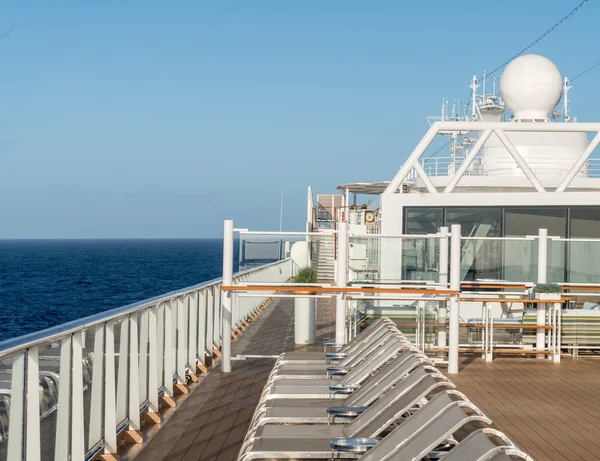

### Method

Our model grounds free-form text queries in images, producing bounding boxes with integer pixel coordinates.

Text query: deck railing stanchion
[222,220,234,372]
[556,304,562,362]
[147,305,159,412]
[8,353,25,461]
[26,347,41,461]
[336,222,349,345]
[438,227,449,353]
[55,338,71,461]
[448,224,461,374]
[537,228,548,359]
[71,331,85,461]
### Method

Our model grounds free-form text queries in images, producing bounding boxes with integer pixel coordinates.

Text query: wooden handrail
[461,283,529,289]
[220,285,459,295]
[563,286,600,291]
[461,298,573,303]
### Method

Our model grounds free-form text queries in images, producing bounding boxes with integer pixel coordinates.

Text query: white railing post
[438,227,449,352]
[103,321,117,455]
[197,290,207,367]
[116,318,130,424]
[7,353,25,461]
[206,288,214,356]
[139,311,149,403]
[26,346,41,461]
[148,306,159,412]
[537,228,548,359]
[89,324,104,447]
[55,337,71,461]
[156,304,165,393]
[336,223,349,345]
[176,296,187,381]
[128,314,140,430]
[222,220,234,372]
[448,224,461,374]
[71,331,85,461]
[188,292,198,371]
[163,301,174,396]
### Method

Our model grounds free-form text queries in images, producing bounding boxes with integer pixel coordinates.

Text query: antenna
[483,70,487,101]
[563,77,572,122]
[470,76,479,119]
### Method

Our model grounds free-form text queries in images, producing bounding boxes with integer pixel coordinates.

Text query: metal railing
[416,156,600,178]
[0,258,293,461]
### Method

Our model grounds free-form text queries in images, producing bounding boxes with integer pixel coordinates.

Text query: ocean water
[0,239,239,342]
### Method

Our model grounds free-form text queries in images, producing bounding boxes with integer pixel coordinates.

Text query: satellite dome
[500,54,563,121]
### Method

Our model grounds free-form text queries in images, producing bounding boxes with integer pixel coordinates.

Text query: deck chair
[276,323,402,371]
[269,335,406,382]
[262,339,406,399]
[247,370,455,440]
[237,389,487,461]
[277,318,397,364]
[439,428,534,461]
[271,330,410,378]
[252,354,438,425]
[354,392,492,461]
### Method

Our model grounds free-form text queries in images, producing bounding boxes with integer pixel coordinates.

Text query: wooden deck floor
[448,356,600,461]
[134,297,600,461]
[134,296,335,461]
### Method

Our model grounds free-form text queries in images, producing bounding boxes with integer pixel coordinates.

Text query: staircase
[312,234,335,281]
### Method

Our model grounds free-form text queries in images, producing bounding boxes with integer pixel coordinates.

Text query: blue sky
[1,1,599,238]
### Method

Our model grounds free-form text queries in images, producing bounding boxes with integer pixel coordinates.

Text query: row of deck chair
[237,317,534,461]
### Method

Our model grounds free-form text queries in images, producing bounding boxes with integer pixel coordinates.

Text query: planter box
[535,293,562,301]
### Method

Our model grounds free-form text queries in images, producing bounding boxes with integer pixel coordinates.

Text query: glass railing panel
[566,240,600,283]
[349,236,442,284]
[349,298,447,358]
[548,240,566,284]
[460,238,537,283]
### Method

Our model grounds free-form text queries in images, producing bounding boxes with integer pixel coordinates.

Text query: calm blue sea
[0,239,239,341]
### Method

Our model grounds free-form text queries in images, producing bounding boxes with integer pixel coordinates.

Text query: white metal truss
[384,121,600,195]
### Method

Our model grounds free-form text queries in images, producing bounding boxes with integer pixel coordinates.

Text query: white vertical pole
[116,319,129,424]
[176,297,186,380]
[537,228,548,359]
[138,310,149,403]
[55,337,71,461]
[188,292,198,368]
[163,301,174,395]
[222,220,234,372]
[336,223,349,345]
[7,354,25,461]
[148,305,159,411]
[104,322,117,454]
[128,314,140,429]
[88,325,104,447]
[71,331,85,461]
[448,224,461,374]
[26,347,41,461]
[438,227,449,351]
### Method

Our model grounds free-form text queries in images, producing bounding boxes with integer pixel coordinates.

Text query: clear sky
[1,1,599,238]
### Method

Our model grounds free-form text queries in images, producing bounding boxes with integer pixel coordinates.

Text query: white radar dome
[500,54,563,121]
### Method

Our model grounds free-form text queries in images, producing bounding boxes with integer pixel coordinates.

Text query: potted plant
[533,283,563,301]
[294,267,318,345]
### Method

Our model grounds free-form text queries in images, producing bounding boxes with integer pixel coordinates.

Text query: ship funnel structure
[500,54,563,122]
